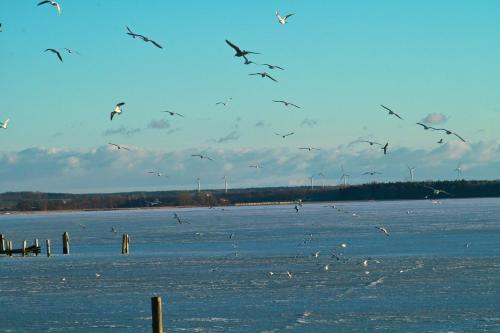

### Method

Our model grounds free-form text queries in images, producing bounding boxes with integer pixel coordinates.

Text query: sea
[0,198,499,332]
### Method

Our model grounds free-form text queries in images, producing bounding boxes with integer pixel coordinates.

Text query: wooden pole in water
[22,240,27,257]
[8,240,12,257]
[122,234,130,254]
[62,232,70,255]
[34,239,39,256]
[151,296,163,333]
[0,234,5,252]
[126,234,130,254]
[46,239,51,257]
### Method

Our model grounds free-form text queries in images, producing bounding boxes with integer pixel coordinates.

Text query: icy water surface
[0,198,499,332]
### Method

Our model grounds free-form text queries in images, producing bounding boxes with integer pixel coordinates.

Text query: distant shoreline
[1,180,500,213]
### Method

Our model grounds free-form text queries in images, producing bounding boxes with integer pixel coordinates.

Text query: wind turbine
[222,175,228,193]
[196,177,201,193]
[454,163,463,180]
[407,166,416,182]
[340,165,350,186]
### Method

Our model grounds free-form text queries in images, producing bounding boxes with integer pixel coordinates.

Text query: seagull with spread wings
[375,226,390,236]
[225,39,260,58]
[161,110,184,117]
[126,26,162,48]
[108,143,130,151]
[433,128,466,142]
[424,186,453,196]
[275,132,294,139]
[37,1,62,15]
[275,11,295,25]
[249,72,278,82]
[249,164,263,169]
[299,147,320,152]
[110,102,125,121]
[216,98,232,106]
[416,122,437,130]
[363,171,382,176]
[381,142,389,155]
[273,100,300,108]
[45,48,63,62]
[381,105,403,120]
[192,154,213,161]
[358,140,382,146]
[261,63,284,70]
[0,118,10,129]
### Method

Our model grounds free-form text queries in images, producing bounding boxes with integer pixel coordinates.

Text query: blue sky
[0,1,500,192]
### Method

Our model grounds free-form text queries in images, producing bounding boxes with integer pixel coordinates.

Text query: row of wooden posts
[0,232,130,256]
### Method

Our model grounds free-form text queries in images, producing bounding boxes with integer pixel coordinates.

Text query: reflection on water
[1,198,499,332]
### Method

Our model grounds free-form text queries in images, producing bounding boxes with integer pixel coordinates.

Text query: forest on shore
[1,180,499,212]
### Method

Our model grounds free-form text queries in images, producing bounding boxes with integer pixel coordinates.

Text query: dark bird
[126,26,162,48]
[242,56,256,65]
[359,140,382,146]
[110,102,125,120]
[299,147,320,151]
[275,132,294,139]
[192,154,213,161]
[249,72,278,82]
[273,100,300,108]
[363,171,382,176]
[0,23,2,32]
[381,142,389,155]
[108,143,130,151]
[37,0,61,15]
[433,128,466,142]
[63,48,80,55]
[161,110,184,117]
[44,48,63,62]
[437,138,444,144]
[416,122,437,130]
[381,105,403,120]
[261,63,284,70]
[225,39,260,57]
[174,213,189,224]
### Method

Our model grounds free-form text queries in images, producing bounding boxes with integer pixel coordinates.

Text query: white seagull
[275,132,294,139]
[424,185,453,196]
[299,146,320,152]
[110,102,125,121]
[108,143,130,151]
[249,72,278,82]
[375,226,390,236]
[273,100,300,108]
[216,98,232,106]
[37,0,62,15]
[0,118,10,129]
[192,154,213,161]
[161,110,184,117]
[248,164,263,169]
[275,11,295,25]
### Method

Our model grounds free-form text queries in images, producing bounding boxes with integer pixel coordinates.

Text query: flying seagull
[161,110,184,117]
[275,11,295,25]
[381,142,389,155]
[216,98,232,106]
[248,164,263,169]
[108,143,130,151]
[62,48,80,55]
[275,132,294,139]
[299,147,320,151]
[225,39,260,58]
[0,23,3,32]
[273,100,300,108]
[375,226,390,236]
[0,118,10,129]
[249,72,278,82]
[437,138,444,144]
[110,102,125,120]
[381,105,403,120]
[416,122,437,130]
[358,140,382,146]
[192,154,213,161]
[261,63,284,70]
[37,1,62,15]
[433,128,466,142]
[126,26,162,49]
[363,171,382,176]
[44,48,63,62]
[424,185,453,196]
[147,170,164,177]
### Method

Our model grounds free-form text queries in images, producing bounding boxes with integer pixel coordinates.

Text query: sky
[1,0,500,193]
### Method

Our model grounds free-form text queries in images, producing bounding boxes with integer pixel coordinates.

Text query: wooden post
[122,234,130,255]
[7,240,12,257]
[0,234,5,252]
[62,232,70,255]
[22,240,27,257]
[34,239,39,256]
[46,239,51,257]
[151,296,163,333]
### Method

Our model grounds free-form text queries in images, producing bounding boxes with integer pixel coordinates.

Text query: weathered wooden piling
[121,234,129,255]
[7,240,12,256]
[22,240,27,257]
[151,296,163,333]
[62,232,70,255]
[46,239,51,257]
[34,239,39,256]
[0,234,5,252]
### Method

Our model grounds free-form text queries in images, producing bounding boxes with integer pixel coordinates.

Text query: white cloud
[421,113,448,125]
[0,141,499,193]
